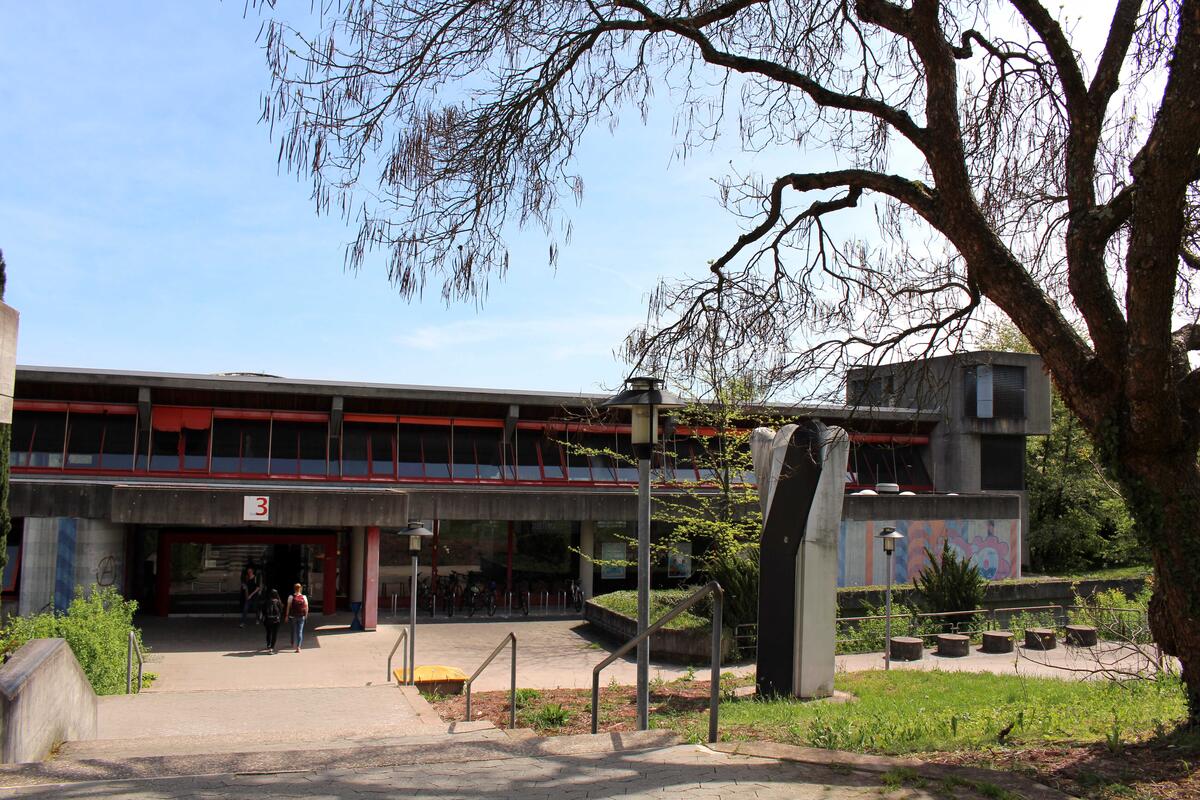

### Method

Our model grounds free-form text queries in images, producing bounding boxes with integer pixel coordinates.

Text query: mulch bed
[428,682,1200,798]
[427,681,715,736]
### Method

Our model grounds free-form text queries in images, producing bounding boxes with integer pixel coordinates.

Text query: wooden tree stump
[935,633,969,657]
[1065,625,1099,647]
[889,636,923,661]
[1024,628,1057,650]
[981,630,1014,653]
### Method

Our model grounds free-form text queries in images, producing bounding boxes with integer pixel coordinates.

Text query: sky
[0,2,760,395]
[0,1,1111,396]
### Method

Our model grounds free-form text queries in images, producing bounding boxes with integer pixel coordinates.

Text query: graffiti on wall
[837,518,1020,587]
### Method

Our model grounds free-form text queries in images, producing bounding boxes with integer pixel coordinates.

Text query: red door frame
[156,530,338,617]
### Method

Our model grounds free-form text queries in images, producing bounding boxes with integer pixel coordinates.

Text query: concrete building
[3,352,1048,626]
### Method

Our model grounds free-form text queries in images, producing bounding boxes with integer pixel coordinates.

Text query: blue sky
[0,2,757,394]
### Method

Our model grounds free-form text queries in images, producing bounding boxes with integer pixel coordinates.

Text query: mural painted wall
[837,518,1020,587]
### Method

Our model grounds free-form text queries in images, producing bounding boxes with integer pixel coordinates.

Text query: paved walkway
[137,614,701,692]
[138,614,1160,694]
[1,733,1067,799]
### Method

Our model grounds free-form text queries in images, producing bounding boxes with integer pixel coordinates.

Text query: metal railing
[388,628,410,684]
[126,631,144,694]
[464,632,517,730]
[591,580,724,742]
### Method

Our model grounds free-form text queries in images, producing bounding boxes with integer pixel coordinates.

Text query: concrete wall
[0,638,97,763]
[408,488,637,521]
[18,519,126,614]
[838,493,1021,587]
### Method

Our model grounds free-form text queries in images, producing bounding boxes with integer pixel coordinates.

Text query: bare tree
[260,0,1200,719]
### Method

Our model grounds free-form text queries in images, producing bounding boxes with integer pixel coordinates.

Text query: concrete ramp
[63,683,467,760]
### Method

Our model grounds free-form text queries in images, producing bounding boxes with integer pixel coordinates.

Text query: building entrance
[153,530,339,616]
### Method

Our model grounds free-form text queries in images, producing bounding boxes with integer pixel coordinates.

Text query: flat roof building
[3,351,1047,626]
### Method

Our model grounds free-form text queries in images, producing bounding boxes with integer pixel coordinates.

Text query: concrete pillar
[578,520,595,599]
[349,527,365,602]
[793,427,849,699]
[18,518,57,616]
[363,526,380,630]
[72,521,127,599]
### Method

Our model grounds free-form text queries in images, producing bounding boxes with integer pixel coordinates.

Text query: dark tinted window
[12,410,67,468]
[416,425,449,479]
[65,414,104,469]
[515,430,542,480]
[211,419,270,474]
[993,365,1026,418]
[396,425,424,478]
[452,427,477,479]
[981,435,1025,489]
[271,421,327,475]
[102,415,136,469]
[848,444,932,486]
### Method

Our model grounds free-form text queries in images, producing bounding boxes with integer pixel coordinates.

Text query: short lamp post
[878,526,905,670]
[601,376,683,730]
[404,521,434,685]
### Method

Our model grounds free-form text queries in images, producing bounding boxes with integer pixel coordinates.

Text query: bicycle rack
[387,628,410,684]
[591,580,723,742]
[464,632,517,730]
[126,631,145,694]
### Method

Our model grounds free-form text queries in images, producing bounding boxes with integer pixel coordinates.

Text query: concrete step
[0,728,681,789]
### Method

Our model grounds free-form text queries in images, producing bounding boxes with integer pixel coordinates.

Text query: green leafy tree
[976,320,1143,573]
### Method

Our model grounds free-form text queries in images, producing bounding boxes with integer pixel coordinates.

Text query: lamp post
[878,526,905,670]
[403,521,433,685]
[601,376,683,730]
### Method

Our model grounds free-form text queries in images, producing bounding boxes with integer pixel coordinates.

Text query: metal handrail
[591,580,724,742]
[464,633,516,730]
[388,628,410,684]
[126,631,144,694]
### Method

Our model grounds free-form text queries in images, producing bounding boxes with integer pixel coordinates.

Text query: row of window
[11,406,936,488]
[11,408,729,484]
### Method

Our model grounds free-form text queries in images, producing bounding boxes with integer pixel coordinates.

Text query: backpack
[291,594,309,617]
[264,599,282,624]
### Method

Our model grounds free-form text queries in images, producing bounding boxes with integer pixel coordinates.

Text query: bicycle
[569,579,584,612]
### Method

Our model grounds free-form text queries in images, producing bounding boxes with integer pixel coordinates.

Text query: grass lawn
[435,670,1195,799]
[662,671,1184,753]
[588,589,710,630]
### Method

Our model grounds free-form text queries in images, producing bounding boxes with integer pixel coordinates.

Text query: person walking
[285,583,309,652]
[261,589,284,653]
[240,566,261,628]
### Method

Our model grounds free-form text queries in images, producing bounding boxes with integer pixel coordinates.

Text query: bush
[835,602,941,654]
[1070,584,1153,644]
[525,702,571,730]
[913,541,986,614]
[0,585,145,695]
[590,589,710,630]
[704,551,759,629]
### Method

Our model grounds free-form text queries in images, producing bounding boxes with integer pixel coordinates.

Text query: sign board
[0,303,19,425]
[243,495,270,521]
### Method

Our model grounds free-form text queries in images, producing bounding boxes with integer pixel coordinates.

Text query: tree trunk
[1131,451,1200,723]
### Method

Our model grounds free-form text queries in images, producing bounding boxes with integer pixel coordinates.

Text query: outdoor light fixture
[403,521,434,685]
[601,376,684,730]
[878,526,905,670]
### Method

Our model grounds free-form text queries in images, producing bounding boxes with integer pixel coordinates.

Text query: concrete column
[793,427,850,699]
[349,527,365,602]
[363,526,380,630]
[72,521,127,598]
[18,518,58,616]
[578,520,595,599]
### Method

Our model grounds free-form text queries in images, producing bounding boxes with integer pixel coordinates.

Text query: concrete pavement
[1,731,1068,799]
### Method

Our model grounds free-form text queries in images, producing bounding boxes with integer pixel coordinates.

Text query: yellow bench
[393,664,468,695]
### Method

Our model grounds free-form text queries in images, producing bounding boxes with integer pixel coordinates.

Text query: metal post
[126,631,133,694]
[509,634,517,730]
[637,455,651,730]
[709,588,723,744]
[884,550,893,671]
[409,553,418,685]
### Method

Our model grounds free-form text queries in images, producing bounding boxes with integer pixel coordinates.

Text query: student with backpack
[262,589,284,654]
[285,583,309,652]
